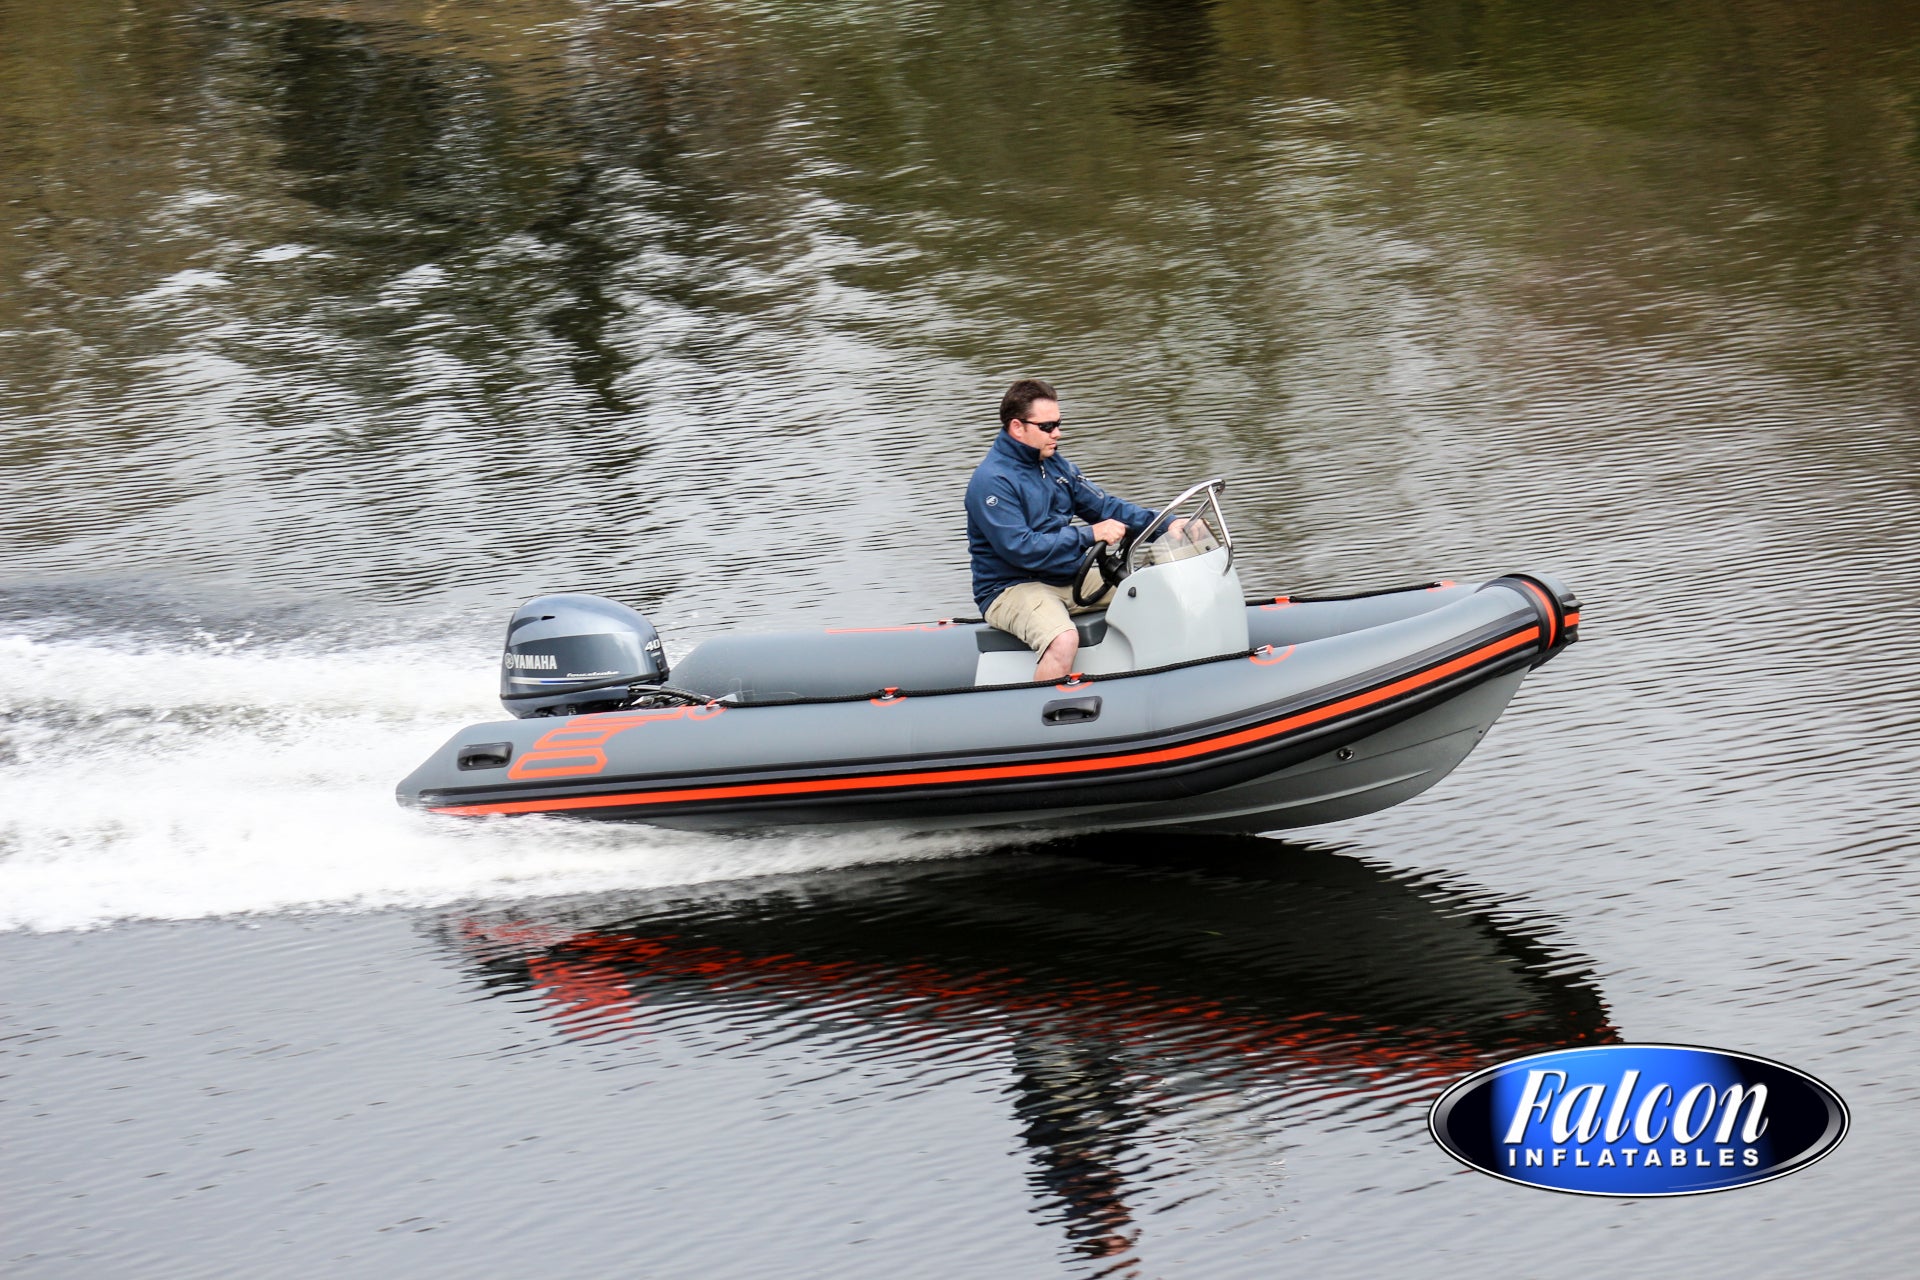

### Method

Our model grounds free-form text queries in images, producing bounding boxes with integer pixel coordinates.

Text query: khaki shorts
[985,565,1111,653]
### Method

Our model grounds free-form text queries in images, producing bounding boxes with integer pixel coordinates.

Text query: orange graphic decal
[506,703,724,780]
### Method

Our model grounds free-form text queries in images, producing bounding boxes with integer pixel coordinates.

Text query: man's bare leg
[1034,628,1078,683]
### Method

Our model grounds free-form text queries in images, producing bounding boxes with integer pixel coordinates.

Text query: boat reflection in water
[445,837,1614,1264]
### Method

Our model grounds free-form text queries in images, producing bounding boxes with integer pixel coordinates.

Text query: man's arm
[971,474,1094,579]
[1067,467,1158,536]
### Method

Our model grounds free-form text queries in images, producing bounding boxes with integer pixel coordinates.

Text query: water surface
[3,1,1918,1275]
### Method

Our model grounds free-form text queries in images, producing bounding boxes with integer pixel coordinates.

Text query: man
[966,379,1160,682]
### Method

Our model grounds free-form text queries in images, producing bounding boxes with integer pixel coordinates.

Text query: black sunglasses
[1018,418,1063,434]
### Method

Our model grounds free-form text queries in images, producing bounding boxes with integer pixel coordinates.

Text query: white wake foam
[0,631,989,933]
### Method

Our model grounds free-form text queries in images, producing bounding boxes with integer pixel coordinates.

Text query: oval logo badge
[1429,1044,1848,1197]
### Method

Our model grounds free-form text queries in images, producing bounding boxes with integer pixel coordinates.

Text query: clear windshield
[1128,479,1232,572]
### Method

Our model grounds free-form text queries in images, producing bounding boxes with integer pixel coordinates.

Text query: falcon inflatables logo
[1429,1044,1848,1197]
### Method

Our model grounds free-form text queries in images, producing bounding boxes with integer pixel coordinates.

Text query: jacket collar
[991,429,1045,466]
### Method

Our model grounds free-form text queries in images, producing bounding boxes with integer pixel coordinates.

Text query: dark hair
[999,378,1058,428]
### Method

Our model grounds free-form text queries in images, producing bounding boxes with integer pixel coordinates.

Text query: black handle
[1042,695,1102,725]
[457,741,514,770]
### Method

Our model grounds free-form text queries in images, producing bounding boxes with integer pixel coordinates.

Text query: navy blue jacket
[966,431,1158,613]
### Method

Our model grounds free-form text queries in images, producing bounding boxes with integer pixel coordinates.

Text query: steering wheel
[1072,536,1127,607]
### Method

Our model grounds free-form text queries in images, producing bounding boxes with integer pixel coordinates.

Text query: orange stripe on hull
[431,628,1539,817]
[1515,579,1558,649]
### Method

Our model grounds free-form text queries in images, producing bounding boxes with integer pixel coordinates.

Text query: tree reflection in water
[442,835,1613,1267]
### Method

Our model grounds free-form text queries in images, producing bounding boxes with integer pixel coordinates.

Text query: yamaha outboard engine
[500,594,669,718]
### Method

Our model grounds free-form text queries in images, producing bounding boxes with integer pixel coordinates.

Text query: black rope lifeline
[1243,579,1454,606]
[631,644,1270,711]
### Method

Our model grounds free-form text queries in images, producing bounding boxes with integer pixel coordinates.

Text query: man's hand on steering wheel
[1074,521,1131,607]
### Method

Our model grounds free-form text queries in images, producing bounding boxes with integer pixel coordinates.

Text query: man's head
[1000,378,1063,459]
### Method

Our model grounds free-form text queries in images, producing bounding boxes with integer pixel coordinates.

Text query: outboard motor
[500,594,669,718]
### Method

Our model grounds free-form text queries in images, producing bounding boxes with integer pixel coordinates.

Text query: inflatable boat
[398,480,1579,833]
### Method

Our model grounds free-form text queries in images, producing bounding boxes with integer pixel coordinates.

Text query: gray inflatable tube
[397,574,1579,835]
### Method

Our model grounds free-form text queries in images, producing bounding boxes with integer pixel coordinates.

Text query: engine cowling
[500,594,668,718]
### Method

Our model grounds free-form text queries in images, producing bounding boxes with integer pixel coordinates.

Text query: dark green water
[3,1,1917,1275]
